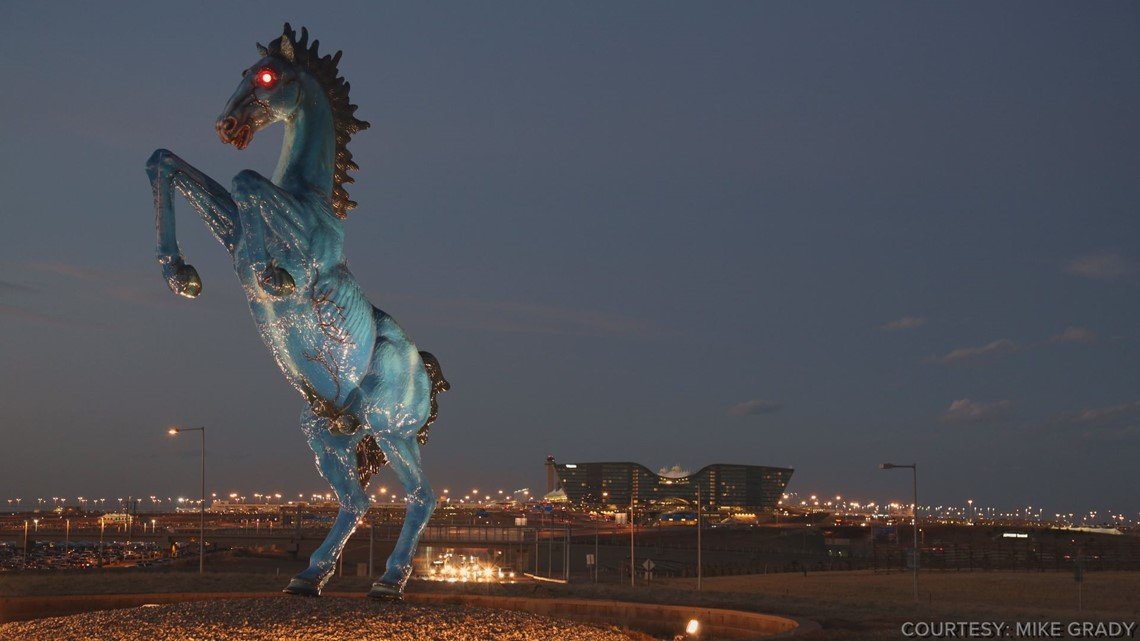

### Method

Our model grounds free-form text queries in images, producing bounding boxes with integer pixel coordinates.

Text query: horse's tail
[416,351,450,445]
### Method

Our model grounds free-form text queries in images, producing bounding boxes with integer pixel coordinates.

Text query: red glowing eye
[255,69,277,88]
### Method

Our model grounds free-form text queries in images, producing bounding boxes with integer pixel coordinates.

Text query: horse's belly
[250,301,375,406]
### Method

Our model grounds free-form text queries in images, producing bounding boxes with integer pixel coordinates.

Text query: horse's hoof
[167,263,202,299]
[258,265,295,297]
[282,577,322,597]
[368,581,404,600]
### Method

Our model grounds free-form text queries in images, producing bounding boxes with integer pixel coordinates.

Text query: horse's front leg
[283,408,372,596]
[231,169,315,297]
[146,149,241,298]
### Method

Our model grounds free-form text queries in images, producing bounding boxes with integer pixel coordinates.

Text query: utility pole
[368,517,375,578]
[629,491,635,587]
[696,483,702,591]
[594,526,599,583]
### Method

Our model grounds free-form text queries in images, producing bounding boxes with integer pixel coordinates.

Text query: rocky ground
[0,597,638,641]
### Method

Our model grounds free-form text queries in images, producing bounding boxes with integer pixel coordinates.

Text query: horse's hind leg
[368,434,436,599]
[283,409,370,596]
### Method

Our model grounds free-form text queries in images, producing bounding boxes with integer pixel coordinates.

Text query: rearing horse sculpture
[146,23,447,599]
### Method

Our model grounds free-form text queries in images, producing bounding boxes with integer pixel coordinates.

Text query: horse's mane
[263,23,369,219]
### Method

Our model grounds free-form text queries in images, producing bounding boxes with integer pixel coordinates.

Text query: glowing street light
[880,462,919,601]
[168,425,206,574]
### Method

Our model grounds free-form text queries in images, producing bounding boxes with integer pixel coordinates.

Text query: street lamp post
[169,426,206,574]
[880,463,918,601]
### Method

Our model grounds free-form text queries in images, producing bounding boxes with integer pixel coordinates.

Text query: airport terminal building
[548,459,793,512]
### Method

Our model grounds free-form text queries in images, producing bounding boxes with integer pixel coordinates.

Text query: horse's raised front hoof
[282,576,322,597]
[258,265,295,297]
[367,581,404,600]
[166,263,202,299]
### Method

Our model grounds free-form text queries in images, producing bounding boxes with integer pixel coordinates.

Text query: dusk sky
[1,3,1137,516]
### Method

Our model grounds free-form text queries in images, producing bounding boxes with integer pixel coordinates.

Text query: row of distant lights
[4,488,533,507]
[8,492,1135,525]
[778,492,1137,525]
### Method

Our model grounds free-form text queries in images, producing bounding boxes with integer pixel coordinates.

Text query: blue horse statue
[146,23,448,599]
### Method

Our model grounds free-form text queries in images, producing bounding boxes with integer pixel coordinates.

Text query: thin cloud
[926,339,1017,365]
[1039,401,1140,442]
[24,260,199,310]
[1069,401,1140,425]
[0,304,62,324]
[1081,426,1140,443]
[879,316,927,331]
[0,280,37,295]
[404,296,677,339]
[1048,326,1097,345]
[1051,401,1140,443]
[941,398,1012,423]
[727,399,784,417]
[1064,252,1134,280]
[27,260,108,282]
[0,304,103,328]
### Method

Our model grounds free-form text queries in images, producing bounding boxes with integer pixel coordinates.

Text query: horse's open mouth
[230,125,253,150]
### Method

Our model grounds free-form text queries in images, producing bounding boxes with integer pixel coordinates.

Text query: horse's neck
[273,78,336,197]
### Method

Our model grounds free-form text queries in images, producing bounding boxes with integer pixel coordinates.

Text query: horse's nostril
[219,117,238,134]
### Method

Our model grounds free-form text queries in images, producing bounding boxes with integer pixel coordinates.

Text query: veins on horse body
[310,267,353,345]
[302,342,346,408]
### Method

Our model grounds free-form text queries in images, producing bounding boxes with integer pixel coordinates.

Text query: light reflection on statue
[146,23,448,599]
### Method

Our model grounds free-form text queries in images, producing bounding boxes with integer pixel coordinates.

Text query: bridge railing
[419,526,536,543]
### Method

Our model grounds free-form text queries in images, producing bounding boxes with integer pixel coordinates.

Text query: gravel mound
[0,597,636,641]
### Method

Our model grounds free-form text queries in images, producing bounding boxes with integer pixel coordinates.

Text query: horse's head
[217,55,300,150]
[216,28,312,150]
[215,24,370,218]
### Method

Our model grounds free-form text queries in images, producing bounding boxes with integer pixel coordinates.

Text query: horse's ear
[256,42,269,57]
[279,36,295,62]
